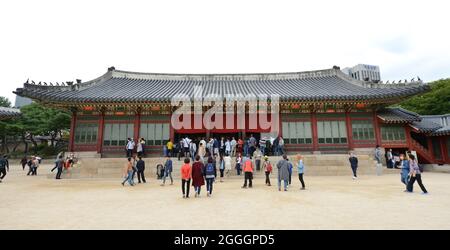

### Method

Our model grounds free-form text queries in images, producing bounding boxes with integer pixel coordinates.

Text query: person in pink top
[180,158,192,198]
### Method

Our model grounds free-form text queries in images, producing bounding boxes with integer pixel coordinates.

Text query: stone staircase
[59,153,398,179]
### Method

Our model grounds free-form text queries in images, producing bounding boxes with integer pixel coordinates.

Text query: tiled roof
[377,108,422,123]
[14,67,429,104]
[0,107,21,120]
[420,114,450,136]
[410,120,443,133]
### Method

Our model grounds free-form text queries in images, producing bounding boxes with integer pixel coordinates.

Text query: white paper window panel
[120,124,128,140]
[103,124,111,140]
[127,124,134,138]
[282,122,290,139]
[147,124,155,140]
[289,122,297,139]
[324,122,332,138]
[339,121,347,137]
[331,121,339,138]
[296,122,305,139]
[140,124,148,139]
[155,123,163,140]
[162,123,170,140]
[112,124,120,141]
[317,121,324,138]
[304,122,312,138]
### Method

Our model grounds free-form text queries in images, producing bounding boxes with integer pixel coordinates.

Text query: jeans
[260,146,266,156]
[236,164,241,175]
[163,172,173,184]
[401,171,409,187]
[298,173,305,188]
[278,179,288,190]
[265,171,271,185]
[194,186,201,195]
[122,170,134,186]
[243,172,253,187]
[127,149,133,157]
[407,174,428,193]
[289,172,292,184]
[182,179,191,197]
[206,178,214,194]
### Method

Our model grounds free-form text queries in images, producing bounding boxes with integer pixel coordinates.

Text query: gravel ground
[1,163,449,230]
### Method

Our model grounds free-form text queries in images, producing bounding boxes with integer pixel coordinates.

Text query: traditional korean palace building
[14,66,450,164]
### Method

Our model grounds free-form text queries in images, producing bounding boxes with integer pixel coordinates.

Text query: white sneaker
[352,176,356,180]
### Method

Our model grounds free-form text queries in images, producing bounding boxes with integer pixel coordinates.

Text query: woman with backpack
[407,154,428,194]
[297,154,306,190]
[262,156,272,186]
[192,155,205,198]
[204,156,217,197]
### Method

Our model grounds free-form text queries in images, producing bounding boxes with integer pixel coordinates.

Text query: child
[235,153,242,176]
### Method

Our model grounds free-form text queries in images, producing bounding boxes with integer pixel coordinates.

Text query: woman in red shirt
[181,158,192,198]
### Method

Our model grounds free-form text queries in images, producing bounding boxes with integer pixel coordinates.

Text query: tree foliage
[397,78,450,115]
[0,96,11,107]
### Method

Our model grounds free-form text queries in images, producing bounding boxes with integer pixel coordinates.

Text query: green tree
[0,96,11,107]
[397,78,450,115]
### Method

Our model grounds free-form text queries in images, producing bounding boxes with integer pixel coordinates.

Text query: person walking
[218,155,225,182]
[224,153,232,178]
[400,153,410,191]
[253,146,262,171]
[166,139,173,157]
[0,155,9,183]
[297,154,306,190]
[51,155,64,179]
[136,156,146,184]
[230,137,237,157]
[374,145,382,165]
[235,153,242,176]
[161,156,173,186]
[191,155,205,198]
[30,156,39,176]
[287,159,293,186]
[237,138,244,155]
[181,158,192,198]
[126,138,135,158]
[262,156,272,186]
[407,155,428,194]
[204,157,217,197]
[121,157,135,186]
[225,138,231,156]
[349,152,358,180]
[20,156,28,171]
[137,138,145,157]
[198,140,206,161]
[278,136,285,156]
[189,140,197,162]
[386,149,393,169]
[241,156,254,188]
[277,155,290,191]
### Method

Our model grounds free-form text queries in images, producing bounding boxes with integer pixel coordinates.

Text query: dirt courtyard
[1,163,450,230]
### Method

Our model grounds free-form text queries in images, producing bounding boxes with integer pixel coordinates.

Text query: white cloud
[0,0,449,105]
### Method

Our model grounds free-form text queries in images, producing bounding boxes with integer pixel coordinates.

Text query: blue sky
[0,0,449,105]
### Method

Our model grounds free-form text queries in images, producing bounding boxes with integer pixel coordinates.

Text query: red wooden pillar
[311,112,319,151]
[133,109,141,141]
[405,126,413,151]
[169,114,175,142]
[427,137,435,162]
[69,111,77,152]
[96,111,105,154]
[345,112,354,150]
[439,137,447,163]
[373,111,382,147]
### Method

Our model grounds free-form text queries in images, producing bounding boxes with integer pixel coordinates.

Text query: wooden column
[345,111,354,150]
[169,114,175,142]
[405,126,413,151]
[427,137,435,162]
[96,110,105,154]
[69,110,77,152]
[373,111,382,147]
[439,137,447,163]
[133,108,141,141]
[311,112,319,151]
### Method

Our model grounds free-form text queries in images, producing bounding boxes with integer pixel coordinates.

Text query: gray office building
[342,64,381,82]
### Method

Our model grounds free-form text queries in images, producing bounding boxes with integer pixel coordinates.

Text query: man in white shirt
[183,136,191,157]
[126,138,135,157]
